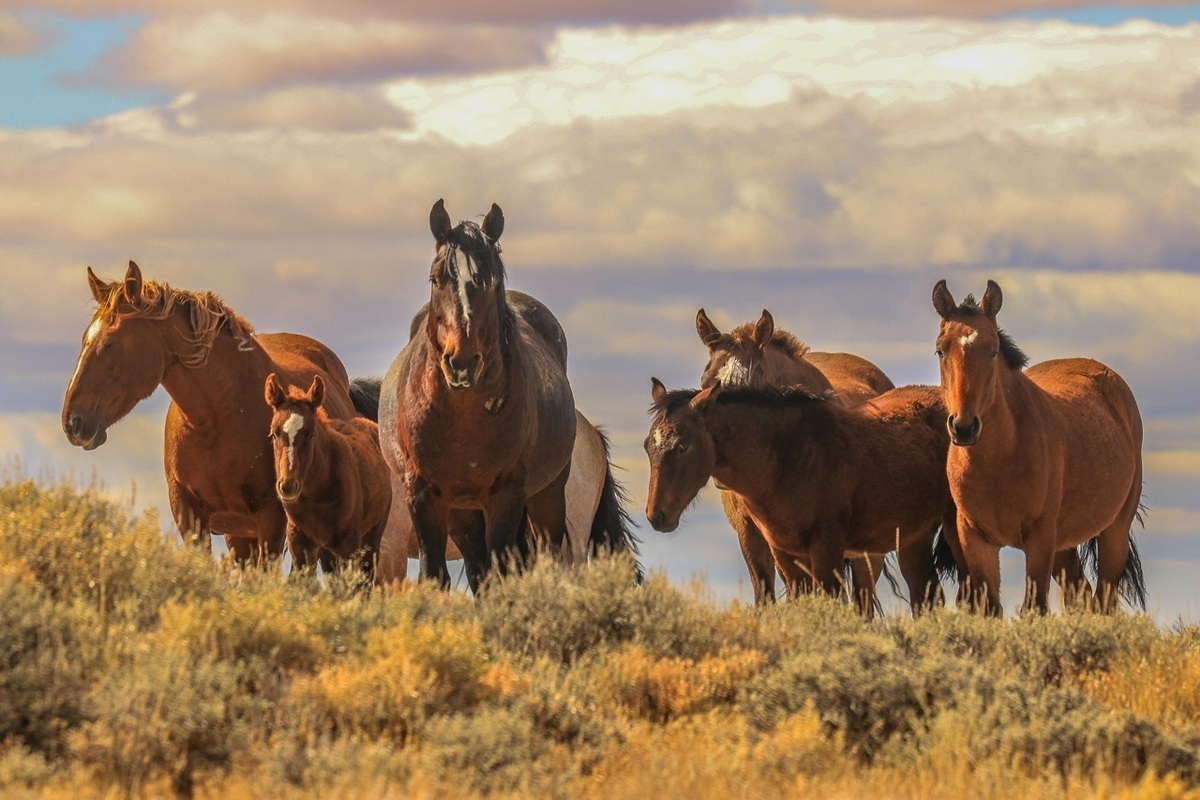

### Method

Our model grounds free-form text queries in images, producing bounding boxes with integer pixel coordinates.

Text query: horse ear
[86,267,109,303]
[651,377,667,404]
[123,260,143,303]
[482,203,504,242]
[307,375,325,408]
[430,199,452,244]
[689,385,717,412]
[751,309,775,349]
[980,280,1003,319]
[265,373,286,409]
[932,279,957,320]
[695,308,721,347]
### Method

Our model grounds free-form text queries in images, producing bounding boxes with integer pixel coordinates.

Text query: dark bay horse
[265,373,392,579]
[61,261,376,563]
[932,279,1146,615]
[694,308,900,610]
[378,200,576,592]
[645,379,954,615]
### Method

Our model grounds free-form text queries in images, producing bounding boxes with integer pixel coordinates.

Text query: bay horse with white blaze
[932,279,1146,615]
[645,379,954,616]
[378,200,577,592]
[695,308,899,610]
[265,373,391,579]
[61,261,377,563]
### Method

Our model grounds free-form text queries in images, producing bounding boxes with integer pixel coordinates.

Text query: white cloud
[0,12,37,56]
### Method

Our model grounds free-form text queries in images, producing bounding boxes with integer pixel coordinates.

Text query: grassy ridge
[1,478,1199,799]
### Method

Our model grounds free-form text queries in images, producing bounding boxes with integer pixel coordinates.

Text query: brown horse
[264,373,391,579]
[378,200,577,592]
[932,279,1146,615]
[61,261,375,564]
[645,379,954,615]
[694,308,900,610]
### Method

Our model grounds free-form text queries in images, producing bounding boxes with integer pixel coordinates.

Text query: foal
[265,373,392,580]
[645,380,953,615]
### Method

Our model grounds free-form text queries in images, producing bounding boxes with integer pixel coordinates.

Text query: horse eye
[676,442,688,453]
[935,348,944,358]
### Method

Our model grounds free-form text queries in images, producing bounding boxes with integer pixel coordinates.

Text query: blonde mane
[95,280,255,368]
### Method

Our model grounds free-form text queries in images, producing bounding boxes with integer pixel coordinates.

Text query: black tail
[1077,501,1149,611]
[349,377,382,422]
[588,430,642,581]
[842,554,899,616]
[932,525,962,584]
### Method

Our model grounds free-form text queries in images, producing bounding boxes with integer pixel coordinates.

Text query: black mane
[955,294,1029,370]
[444,218,507,290]
[650,384,831,419]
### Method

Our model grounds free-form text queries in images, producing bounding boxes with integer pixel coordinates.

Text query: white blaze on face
[715,355,750,386]
[68,316,106,394]
[652,427,664,449]
[959,331,979,350]
[85,317,103,345]
[282,413,305,470]
[454,253,473,334]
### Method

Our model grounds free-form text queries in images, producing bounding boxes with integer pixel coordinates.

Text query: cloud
[795,0,1197,18]
[100,13,554,92]
[0,12,38,56]
[172,86,412,132]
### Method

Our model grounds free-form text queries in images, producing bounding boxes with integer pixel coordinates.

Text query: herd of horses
[60,200,1147,617]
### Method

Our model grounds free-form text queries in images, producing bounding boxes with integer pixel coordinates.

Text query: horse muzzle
[646,507,680,533]
[442,353,483,391]
[63,411,108,451]
[276,478,302,502]
[947,413,981,447]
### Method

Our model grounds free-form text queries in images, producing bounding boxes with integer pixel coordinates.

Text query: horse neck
[299,421,338,500]
[159,319,274,434]
[702,399,837,502]
[962,365,1028,463]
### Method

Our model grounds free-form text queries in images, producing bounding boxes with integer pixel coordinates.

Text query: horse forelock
[433,219,513,350]
[945,296,1029,370]
[94,279,254,368]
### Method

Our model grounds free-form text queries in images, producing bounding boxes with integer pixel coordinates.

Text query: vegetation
[1,478,1199,798]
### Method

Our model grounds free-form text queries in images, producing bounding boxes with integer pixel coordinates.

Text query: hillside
[1,478,1198,799]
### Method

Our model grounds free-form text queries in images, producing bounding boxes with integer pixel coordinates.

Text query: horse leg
[225,535,257,566]
[957,518,1002,616]
[448,509,489,593]
[808,532,847,602]
[484,486,528,580]
[770,545,812,600]
[526,463,571,563]
[406,475,450,589]
[169,487,211,551]
[898,534,943,616]
[1095,478,1141,613]
[722,491,776,604]
[847,554,880,619]
[1021,518,1058,615]
[1052,548,1092,610]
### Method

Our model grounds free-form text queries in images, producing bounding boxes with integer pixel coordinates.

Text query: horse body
[379,202,576,592]
[645,381,952,614]
[933,280,1144,614]
[694,308,902,611]
[61,261,371,564]
[265,374,391,578]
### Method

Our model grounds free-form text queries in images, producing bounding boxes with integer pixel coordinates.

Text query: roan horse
[645,379,955,615]
[265,373,392,579]
[932,279,1146,615]
[61,261,375,563]
[695,308,898,610]
[378,200,577,592]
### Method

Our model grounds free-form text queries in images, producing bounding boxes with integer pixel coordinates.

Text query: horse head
[426,199,509,391]
[696,308,777,389]
[644,378,718,532]
[932,279,1027,446]
[62,261,168,450]
[265,373,325,502]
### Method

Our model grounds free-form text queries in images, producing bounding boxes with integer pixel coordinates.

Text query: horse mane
[440,218,514,349]
[954,294,1029,370]
[95,280,255,369]
[725,323,811,360]
[650,385,830,419]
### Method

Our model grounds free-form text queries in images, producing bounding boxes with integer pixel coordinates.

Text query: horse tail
[842,553,901,615]
[589,431,642,581]
[349,377,382,422]
[932,525,961,584]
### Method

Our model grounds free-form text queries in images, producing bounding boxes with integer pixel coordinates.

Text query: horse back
[507,290,568,369]
[806,351,895,405]
[257,332,356,419]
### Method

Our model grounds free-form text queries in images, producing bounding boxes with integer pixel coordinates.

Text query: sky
[2,0,1199,620]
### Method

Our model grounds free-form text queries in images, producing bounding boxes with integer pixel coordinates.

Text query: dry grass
[1,477,1199,799]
